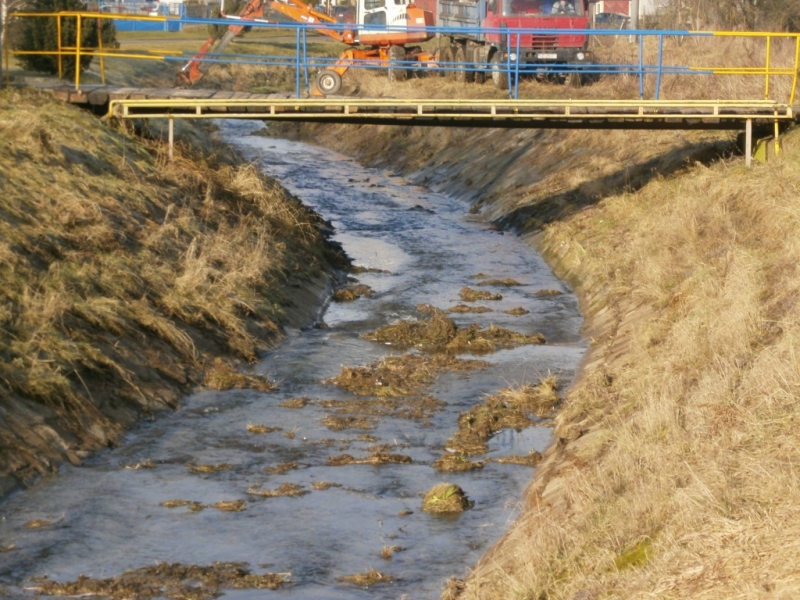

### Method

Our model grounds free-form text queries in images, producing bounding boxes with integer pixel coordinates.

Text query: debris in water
[320,394,445,420]
[0,544,16,552]
[331,352,488,397]
[459,287,502,302]
[280,397,310,408]
[337,568,393,587]
[265,461,299,474]
[247,423,282,434]
[31,561,289,599]
[327,451,412,466]
[24,519,52,529]
[188,463,233,474]
[504,307,530,316]
[490,451,543,467]
[160,499,205,512]
[380,545,405,560]
[534,289,562,296]
[448,304,492,314]
[363,308,545,354]
[248,483,308,498]
[311,481,342,491]
[476,278,524,287]
[422,483,473,514]
[432,454,484,472]
[322,415,375,430]
[443,375,560,455]
[204,358,276,391]
[333,283,373,302]
[210,500,247,512]
[123,459,157,470]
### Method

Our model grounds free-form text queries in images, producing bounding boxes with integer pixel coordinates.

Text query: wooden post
[745,119,752,168]
[168,118,174,161]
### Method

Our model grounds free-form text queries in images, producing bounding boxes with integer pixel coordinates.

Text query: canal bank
[271,120,800,598]
[0,90,347,500]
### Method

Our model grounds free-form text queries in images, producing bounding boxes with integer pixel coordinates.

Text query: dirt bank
[0,90,347,500]
[272,118,800,598]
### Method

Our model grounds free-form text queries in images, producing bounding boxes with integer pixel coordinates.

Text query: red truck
[420,0,593,88]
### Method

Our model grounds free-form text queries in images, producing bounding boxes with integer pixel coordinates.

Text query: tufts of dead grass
[31,561,288,599]
[0,89,344,491]
[363,308,545,354]
[247,483,308,498]
[422,483,473,514]
[330,353,489,397]
[337,568,393,587]
[459,287,502,302]
[203,358,276,392]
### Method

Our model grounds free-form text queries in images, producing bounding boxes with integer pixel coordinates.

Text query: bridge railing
[4,11,799,105]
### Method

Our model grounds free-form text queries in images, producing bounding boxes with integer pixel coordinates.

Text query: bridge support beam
[745,118,752,168]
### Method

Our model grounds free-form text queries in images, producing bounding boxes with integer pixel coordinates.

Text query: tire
[490,52,509,90]
[454,45,474,83]
[439,45,453,78]
[387,45,408,83]
[316,70,342,95]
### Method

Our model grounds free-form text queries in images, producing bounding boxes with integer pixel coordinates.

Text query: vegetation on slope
[0,88,344,496]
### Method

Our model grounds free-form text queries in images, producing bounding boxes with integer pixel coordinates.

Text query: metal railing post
[514,32,520,100]
[765,34,771,100]
[791,35,800,105]
[654,33,663,100]
[295,25,300,98]
[74,13,81,89]
[57,13,63,79]
[638,32,644,99]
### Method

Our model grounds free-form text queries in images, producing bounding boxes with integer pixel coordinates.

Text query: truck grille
[531,35,558,49]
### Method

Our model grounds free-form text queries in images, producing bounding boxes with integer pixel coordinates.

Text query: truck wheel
[490,53,509,90]
[454,46,474,83]
[316,70,342,95]
[439,46,453,78]
[388,45,408,83]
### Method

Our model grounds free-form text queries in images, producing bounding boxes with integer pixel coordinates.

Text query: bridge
[5,10,800,166]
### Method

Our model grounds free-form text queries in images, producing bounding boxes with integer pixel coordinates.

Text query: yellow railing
[3,11,180,89]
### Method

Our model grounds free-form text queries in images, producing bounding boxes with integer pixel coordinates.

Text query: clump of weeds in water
[363,307,545,353]
[320,394,445,419]
[459,287,502,302]
[160,499,246,512]
[265,461,299,474]
[448,304,493,314]
[533,288,562,296]
[188,463,232,474]
[422,483,473,514]
[32,561,289,599]
[489,451,543,467]
[505,307,530,316]
[280,397,310,408]
[248,483,308,498]
[380,545,405,560]
[442,374,560,455]
[247,423,282,434]
[203,358,276,391]
[330,352,489,397]
[333,283,373,302]
[476,278,525,287]
[327,451,413,466]
[432,453,484,472]
[337,568,393,587]
[311,481,341,490]
[322,415,376,430]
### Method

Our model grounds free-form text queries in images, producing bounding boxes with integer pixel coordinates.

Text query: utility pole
[630,0,639,29]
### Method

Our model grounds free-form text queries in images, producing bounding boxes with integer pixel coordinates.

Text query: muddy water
[0,122,584,599]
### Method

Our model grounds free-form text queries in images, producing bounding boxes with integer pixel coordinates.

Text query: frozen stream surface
[0,122,585,599]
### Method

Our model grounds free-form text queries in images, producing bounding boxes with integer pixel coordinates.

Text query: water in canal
[0,122,585,599]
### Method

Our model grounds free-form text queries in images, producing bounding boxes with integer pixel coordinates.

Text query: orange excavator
[178,0,435,95]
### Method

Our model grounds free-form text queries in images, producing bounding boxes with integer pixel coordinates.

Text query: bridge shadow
[489,137,737,233]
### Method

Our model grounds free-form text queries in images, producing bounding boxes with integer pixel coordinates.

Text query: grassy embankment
[0,88,345,498]
[248,36,800,598]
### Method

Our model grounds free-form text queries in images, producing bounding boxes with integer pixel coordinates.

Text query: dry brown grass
[0,88,342,491]
[454,121,800,600]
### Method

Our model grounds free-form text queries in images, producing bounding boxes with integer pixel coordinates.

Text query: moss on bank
[273,114,800,598]
[0,89,345,497]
